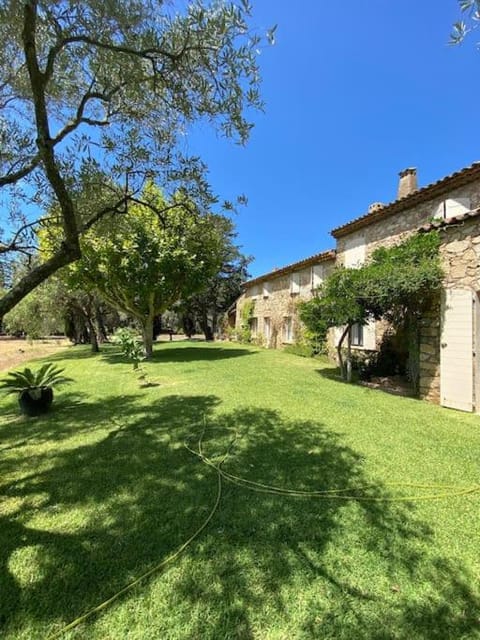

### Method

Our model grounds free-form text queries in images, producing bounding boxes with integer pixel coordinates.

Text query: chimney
[368,202,384,214]
[397,167,418,199]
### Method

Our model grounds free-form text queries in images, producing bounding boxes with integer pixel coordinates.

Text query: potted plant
[0,363,73,416]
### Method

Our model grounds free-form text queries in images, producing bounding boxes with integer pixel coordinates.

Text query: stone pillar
[418,297,441,403]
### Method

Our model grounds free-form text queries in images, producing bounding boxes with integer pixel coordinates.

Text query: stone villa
[235,161,480,412]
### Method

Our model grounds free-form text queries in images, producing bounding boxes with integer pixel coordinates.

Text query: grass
[0,340,479,639]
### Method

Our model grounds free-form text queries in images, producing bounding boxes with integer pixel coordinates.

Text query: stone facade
[236,253,335,348]
[236,162,480,411]
[418,299,441,403]
[332,168,480,407]
[335,181,480,262]
[418,217,480,404]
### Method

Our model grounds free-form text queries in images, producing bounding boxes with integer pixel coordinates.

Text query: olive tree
[450,0,480,43]
[0,0,271,318]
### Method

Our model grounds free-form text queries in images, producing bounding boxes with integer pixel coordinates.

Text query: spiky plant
[0,363,73,399]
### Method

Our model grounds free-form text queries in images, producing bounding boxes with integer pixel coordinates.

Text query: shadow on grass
[316,366,416,400]
[100,345,257,366]
[0,395,478,639]
[38,343,256,368]
[32,344,101,362]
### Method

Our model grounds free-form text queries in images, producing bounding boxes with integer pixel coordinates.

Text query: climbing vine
[299,231,443,387]
[236,299,255,343]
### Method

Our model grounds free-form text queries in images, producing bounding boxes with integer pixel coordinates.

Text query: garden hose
[46,430,235,639]
[46,422,479,638]
[186,425,480,503]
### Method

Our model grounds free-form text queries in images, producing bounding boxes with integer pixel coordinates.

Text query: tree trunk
[142,314,154,358]
[182,314,195,338]
[337,325,351,381]
[94,303,108,343]
[87,317,99,353]
[346,327,352,383]
[406,313,420,396]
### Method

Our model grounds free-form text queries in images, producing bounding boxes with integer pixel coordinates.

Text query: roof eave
[331,162,480,239]
[241,250,336,289]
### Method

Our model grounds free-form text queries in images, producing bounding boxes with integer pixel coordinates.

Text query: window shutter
[445,197,470,219]
[290,272,300,294]
[344,235,366,268]
[264,317,271,340]
[312,264,324,289]
[432,201,445,220]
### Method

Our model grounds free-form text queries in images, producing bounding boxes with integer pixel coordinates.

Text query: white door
[440,289,473,412]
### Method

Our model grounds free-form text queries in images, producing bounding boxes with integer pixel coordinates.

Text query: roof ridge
[242,249,335,288]
[331,161,480,238]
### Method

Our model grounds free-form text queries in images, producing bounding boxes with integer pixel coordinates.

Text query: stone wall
[334,180,480,404]
[418,217,480,404]
[235,175,480,408]
[237,260,335,348]
[336,181,480,262]
[418,298,441,403]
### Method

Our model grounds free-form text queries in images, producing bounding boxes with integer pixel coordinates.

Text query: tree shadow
[316,367,418,401]
[33,345,99,362]
[0,396,478,638]
[101,345,257,366]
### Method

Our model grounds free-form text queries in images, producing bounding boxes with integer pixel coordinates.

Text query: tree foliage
[0,0,268,318]
[179,217,250,340]
[450,0,480,44]
[299,232,443,382]
[64,184,225,356]
[2,274,64,339]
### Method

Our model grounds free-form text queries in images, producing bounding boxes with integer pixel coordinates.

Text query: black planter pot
[18,387,54,417]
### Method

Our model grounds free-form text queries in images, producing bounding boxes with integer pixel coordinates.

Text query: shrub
[283,343,315,358]
[112,328,145,369]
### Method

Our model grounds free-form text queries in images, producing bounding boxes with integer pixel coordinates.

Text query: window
[264,317,271,341]
[283,316,293,342]
[290,272,300,294]
[250,317,258,337]
[350,323,364,347]
[263,281,271,298]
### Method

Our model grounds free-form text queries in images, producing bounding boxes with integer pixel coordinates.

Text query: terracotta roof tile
[417,208,480,233]
[242,249,336,289]
[331,162,480,238]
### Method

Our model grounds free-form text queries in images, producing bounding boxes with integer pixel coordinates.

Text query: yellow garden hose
[46,431,234,639]
[186,427,480,502]
[47,423,480,638]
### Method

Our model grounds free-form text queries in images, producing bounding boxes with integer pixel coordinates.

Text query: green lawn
[1,341,479,639]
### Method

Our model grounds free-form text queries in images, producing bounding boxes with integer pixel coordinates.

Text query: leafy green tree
[299,268,368,380]
[300,232,443,385]
[0,0,270,318]
[179,218,251,340]
[3,275,64,339]
[71,186,225,357]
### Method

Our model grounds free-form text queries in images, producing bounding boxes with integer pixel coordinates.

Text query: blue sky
[187,0,480,279]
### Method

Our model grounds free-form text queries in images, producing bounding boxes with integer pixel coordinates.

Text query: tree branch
[0,243,78,319]
[22,0,80,253]
[0,216,53,255]
[0,156,41,187]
